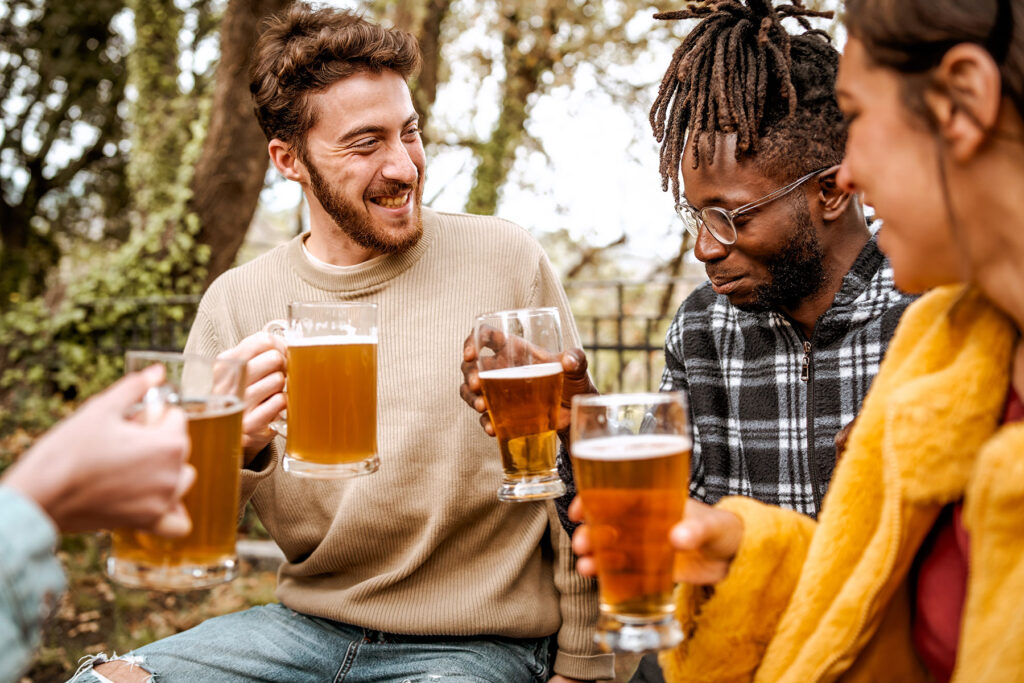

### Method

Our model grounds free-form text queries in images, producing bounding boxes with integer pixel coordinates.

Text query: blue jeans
[72,603,553,682]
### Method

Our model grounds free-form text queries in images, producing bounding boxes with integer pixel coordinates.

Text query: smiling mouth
[370,192,410,209]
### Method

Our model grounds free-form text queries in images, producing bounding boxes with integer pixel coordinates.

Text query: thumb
[561,348,591,382]
[560,348,595,402]
[92,364,167,413]
[150,502,193,538]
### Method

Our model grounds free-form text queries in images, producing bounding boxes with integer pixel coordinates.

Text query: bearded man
[649,0,915,517]
[81,5,609,683]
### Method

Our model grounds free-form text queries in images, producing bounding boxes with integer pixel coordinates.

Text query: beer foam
[571,434,692,461]
[478,362,563,380]
[285,333,377,346]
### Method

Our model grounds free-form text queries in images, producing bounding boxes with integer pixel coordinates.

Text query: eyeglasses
[675,165,838,246]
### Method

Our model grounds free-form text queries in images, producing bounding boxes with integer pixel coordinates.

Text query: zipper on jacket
[801,341,811,381]
[804,339,823,514]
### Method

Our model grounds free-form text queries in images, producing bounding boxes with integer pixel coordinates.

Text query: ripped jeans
[70,603,554,683]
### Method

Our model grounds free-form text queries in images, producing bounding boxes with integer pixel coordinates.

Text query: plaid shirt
[660,236,914,517]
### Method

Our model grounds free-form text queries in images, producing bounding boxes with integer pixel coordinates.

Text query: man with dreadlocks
[648,0,913,516]
[586,1,913,679]
[559,2,916,681]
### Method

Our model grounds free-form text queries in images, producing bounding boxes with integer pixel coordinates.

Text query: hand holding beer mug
[570,392,690,652]
[475,307,567,502]
[264,302,379,479]
[107,351,246,590]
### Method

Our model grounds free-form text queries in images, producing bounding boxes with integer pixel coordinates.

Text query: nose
[836,159,857,195]
[692,221,728,262]
[381,140,419,185]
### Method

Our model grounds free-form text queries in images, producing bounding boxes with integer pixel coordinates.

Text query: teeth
[373,193,408,208]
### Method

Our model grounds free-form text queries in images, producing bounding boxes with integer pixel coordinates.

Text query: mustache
[365,180,416,198]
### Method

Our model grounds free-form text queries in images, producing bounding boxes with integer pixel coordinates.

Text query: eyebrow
[684,193,749,210]
[338,114,419,145]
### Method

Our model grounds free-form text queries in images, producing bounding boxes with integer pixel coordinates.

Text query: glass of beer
[265,301,378,479]
[570,392,691,652]
[475,307,566,502]
[107,351,246,590]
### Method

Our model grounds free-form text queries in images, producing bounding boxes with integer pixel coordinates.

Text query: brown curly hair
[249,3,421,157]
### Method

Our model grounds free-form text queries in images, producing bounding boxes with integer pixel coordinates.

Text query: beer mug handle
[262,319,288,438]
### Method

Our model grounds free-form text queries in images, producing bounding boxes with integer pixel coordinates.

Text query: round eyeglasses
[675,165,838,246]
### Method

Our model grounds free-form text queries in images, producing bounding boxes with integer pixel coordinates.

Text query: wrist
[2,454,67,529]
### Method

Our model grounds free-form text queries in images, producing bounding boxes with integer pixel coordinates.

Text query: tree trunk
[412,0,452,141]
[464,1,554,216]
[191,0,292,288]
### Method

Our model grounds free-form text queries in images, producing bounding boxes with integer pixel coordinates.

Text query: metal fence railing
[91,277,705,392]
[563,277,704,393]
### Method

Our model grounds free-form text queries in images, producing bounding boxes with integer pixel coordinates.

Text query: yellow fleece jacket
[661,285,1024,683]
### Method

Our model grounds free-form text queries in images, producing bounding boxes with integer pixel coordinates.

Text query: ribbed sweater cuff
[240,442,279,501]
[554,651,616,681]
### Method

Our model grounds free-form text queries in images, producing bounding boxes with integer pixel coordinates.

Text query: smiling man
[651,0,914,519]
[81,5,609,683]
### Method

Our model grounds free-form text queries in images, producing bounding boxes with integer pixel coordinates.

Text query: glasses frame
[675,165,839,246]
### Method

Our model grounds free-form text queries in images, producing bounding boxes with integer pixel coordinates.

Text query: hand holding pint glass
[107,351,246,590]
[475,307,567,502]
[264,302,379,479]
[570,392,691,652]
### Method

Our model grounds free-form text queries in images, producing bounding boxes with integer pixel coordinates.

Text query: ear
[924,43,1003,162]
[816,167,853,222]
[268,139,308,183]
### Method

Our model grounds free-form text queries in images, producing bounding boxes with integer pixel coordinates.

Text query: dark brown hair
[249,3,421,156]
[844,0,1024,122]
[650,0,845,203]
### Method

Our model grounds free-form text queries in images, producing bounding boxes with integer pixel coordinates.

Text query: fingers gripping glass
[675,165,838,245]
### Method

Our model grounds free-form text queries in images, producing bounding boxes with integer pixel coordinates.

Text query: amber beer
[479,362,563,479]
[572,434,691,619]
[285,336,377,465]
[111,396,244,589]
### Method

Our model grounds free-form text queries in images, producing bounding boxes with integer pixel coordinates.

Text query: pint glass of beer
[107,351,246,590]
[570,392,690,652]
[266,302,378,479]
[475,307,566,502]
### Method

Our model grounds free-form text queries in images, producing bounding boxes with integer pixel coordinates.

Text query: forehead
[681,133,783,206]
[306,70,415,137]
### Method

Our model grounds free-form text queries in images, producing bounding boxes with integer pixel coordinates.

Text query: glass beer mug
[475,307,566,502]
[265,301,379,479]
[107,351,246,590]
[570,391,691,652]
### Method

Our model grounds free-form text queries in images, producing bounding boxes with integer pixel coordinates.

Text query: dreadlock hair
[650,0,845,204]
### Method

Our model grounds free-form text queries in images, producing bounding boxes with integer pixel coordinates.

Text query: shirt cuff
[554,650,616,681]
[0,486,66,673]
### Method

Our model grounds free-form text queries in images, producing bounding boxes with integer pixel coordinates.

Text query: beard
[304,156,424,255]
[736,204,828,313]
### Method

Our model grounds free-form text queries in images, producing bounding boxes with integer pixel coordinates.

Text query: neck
[963,142,1024,338]
[305,207,381,267]
[781,220,871,339]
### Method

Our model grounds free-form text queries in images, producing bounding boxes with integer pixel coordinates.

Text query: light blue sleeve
[0,486,67,683]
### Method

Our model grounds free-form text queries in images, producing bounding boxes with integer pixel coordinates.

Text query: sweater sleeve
[184,303,279,511]
[659,496,816,683]
[0,486,66,683]
[547,502,616,680]
[528,250,613,679]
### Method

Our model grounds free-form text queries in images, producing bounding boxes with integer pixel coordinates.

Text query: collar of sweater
[832,233,886,308]
[286,207,438,293]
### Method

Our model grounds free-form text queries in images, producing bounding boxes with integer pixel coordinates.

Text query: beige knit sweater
[185,208,612,680]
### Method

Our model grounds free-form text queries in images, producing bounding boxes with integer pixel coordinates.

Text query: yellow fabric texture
[661,285,1020,683]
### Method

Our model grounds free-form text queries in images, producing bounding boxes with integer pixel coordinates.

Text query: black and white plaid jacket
[661,236,914,517]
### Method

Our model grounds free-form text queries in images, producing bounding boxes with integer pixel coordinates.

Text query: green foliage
[0,0,131,305]
[0,0,213,435]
